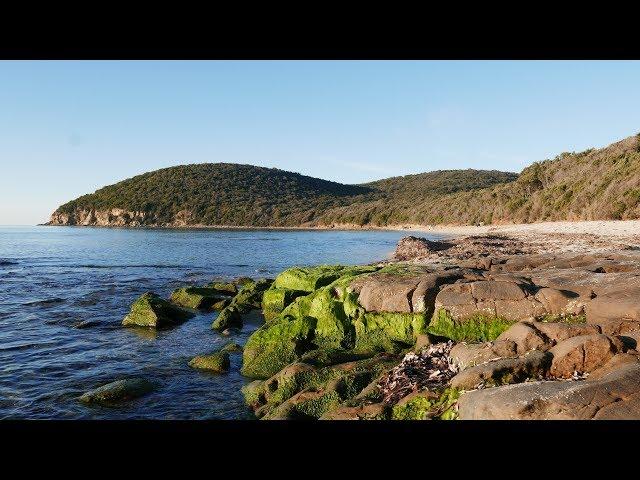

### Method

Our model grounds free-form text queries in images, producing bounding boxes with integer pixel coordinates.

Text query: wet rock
[208,281,238,295]
[450,350,552,390]
[73,320,100,329]
[170,286,228,310]
[458,363,640,419]
[211,304,242,331]
[79,378,155,406]
[549,334,624,378]
[122,292,194,328]
[188,351,230,373]
[320,402,388,420]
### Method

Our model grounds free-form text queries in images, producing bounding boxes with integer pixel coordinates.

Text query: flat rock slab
[458,363,640,419]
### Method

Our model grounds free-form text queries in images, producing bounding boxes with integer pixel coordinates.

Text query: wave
[23,298,66,306]
[0,260,18,266]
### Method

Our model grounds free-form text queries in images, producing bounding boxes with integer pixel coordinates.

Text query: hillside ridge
[49,133,640,228]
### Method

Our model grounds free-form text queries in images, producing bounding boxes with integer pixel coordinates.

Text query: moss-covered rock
[353,311,428,354]
[170,286,228,310]
[188,351,231,373]
[211,298,231,311]
[79,378,155,406]
[220,342,243,353]
[233,278,273,311]
[241,316,317,379]
[391,388,460,420]
[208,281,238,295]
[299,349,372,367]
[273,265,379,293]
[234,276,254,287]
[263,287,307,320]
[211,304,242,331]
[244,354,399,419]
[427,309,514,343]
[122,292,194,328]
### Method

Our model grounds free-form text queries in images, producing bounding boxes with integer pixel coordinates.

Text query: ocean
[0,225,437,419]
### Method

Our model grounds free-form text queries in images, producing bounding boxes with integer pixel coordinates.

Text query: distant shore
[42,219,640,241]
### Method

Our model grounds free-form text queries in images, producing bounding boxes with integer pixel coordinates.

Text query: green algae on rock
[170,286,229,310]
[211,304,242,331]
[353,311,428,354]
[208,281,238,295]
[262,287,307,320]
[427,309,514,343]
[243,354,399,419]
[189,351,231,373]
[241,315,317,379]
[391,388,460,420]
[79,378,156,406]
[122,292,194,328]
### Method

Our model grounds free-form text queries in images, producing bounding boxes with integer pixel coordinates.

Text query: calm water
[0,226,441,419]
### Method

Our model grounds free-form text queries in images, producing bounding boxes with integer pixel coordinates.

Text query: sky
[2,60,640,225]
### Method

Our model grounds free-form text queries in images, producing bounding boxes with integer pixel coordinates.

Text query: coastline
[42,219,640,242]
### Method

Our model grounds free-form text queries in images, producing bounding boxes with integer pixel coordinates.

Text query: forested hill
[49,133,640,227]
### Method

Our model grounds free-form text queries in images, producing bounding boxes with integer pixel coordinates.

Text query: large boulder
[122,292,194,328]
[393,236,452,261]
[458,363,640,419]
[586,287,640,328]
[79,378,155,405]
[262,287,306,319]
[211,304,242,331]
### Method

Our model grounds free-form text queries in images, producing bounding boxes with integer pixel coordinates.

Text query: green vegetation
[188,351,230,373]
[51,134,640,227]
[427,309,514,342]
[391,388,461,420]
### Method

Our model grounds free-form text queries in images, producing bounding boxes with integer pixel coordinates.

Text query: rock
[390,388,460,420]
[549,334,623,378]
[122,292,194,328]
[393,236,452,261]
[320,402,389,420]
[170,286,228,310]
[233,276,254,287]
[79,378,155,405]
[534,288,583,316]
[586,287,640,326]
[188,351,230,373]
[73,320,100,329]
[262,287,306,319]
[450,350,552,390]
[247,354,398,419]
[211,305,242,331]
[434,280,546,322]
[533,321,600,343]
[588,353,640,380]
[353,311,428,353]
[352,270,462,315]
[496,322,549,354]
[220,342,243,353]
[273,265,366,293]
[241,316,317,379]
[449,341,516,369]
[208,281,238,295]
[232,278,273,311]
[458,363,640,419]
[211,298,231,311]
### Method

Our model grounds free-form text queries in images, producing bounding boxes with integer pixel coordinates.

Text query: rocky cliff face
[48,208,151,227]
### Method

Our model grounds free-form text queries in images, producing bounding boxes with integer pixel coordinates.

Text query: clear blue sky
[2,60,640,225]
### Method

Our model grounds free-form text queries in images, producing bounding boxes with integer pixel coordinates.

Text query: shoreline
[41,219,640,241]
